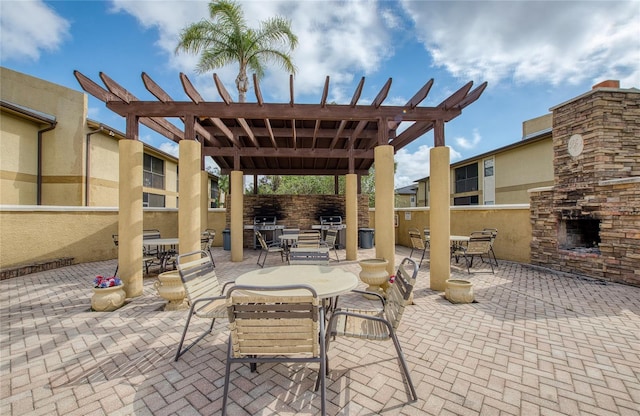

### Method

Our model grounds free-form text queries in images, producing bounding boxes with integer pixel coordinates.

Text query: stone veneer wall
[530,86,640,286]
[226,194,370,247]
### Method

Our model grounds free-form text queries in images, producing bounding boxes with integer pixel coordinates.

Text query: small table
[237,265,358,316]
[425,235,470,261]
[143,238,179,272]
[236,265,358,299]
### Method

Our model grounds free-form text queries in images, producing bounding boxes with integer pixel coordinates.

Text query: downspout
[37,122,57,205]
[85,126,104,206]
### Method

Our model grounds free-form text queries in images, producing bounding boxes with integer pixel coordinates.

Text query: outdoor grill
[313,216,346,248]
[318,216,345,230]
[246,216,284,248]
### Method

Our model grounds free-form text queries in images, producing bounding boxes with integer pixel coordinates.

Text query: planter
[358,258,389,300]
[154,271,187,311]
[445,279,474,304]
[91,285,126,311]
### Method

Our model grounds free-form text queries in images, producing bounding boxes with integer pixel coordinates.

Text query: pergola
[75,70,486,297]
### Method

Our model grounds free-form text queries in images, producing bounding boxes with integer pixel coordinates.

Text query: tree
[175,0,298,102]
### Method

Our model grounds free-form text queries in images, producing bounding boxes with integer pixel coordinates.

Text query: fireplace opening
[558,218,601,253]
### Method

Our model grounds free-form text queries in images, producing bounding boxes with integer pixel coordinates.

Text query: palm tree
[175,0,298,102]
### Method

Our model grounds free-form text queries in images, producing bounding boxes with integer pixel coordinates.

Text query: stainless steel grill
[318,216,345,230]
[313,216,346,248]
[248,216,284,248]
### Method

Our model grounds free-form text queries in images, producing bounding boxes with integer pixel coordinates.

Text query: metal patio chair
[255,230,285,268]
[482,228,499,267]
[325,257,419,403]
[174,250,233,361]
[408,227,427,267]
[452,232,495,274]
[321,228,340,262]
[222,284,326,416]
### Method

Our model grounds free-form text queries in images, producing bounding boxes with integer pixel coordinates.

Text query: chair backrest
[143,229,161,239]
[143,229,162,255]
[466,232,493,255]
[177,250,222,302]
[408,228,425,250]
[297,230,321,248]
[201,230,215,251]
[255,230,269,250]
[288,248,330,265]
[482,228,498,244]
[324,229,338,247]
[384,258,418,330]
[226,285,321,358]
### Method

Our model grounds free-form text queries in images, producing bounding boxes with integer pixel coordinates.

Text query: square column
[178,140,201,255]
[230,171,244,262]
[345,173,358,260]
[429,146,451,291]
[374,145,395,275]
[118,140,143,298]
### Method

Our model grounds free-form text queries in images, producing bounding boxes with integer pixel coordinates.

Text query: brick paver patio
[2,246,639,415]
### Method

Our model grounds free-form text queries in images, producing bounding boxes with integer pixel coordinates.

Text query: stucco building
[415,113,554,207]
[0,67,219,208]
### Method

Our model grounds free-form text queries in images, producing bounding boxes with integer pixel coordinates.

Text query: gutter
[85,126,104,206]
[37,123,57,205]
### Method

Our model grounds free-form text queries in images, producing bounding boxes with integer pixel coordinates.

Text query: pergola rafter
[74,70,486,176]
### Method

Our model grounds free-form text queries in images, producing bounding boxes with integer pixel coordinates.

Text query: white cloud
[0,0,70,61]
[109,0,396,102]
[401,0,640,87]
[454,129,482,150]
[394,144,432,187]
[158,142,179,157]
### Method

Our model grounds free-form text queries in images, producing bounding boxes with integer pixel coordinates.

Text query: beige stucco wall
[0,207,228,269]
[89,131,120,206]
[523,113,552,137]
[1,67,88,206]
[0,113,40,204]
[494,139,554,203]
[370,204,531,264]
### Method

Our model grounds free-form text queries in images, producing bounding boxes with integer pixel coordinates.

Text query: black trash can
[358,228,374,249]
[222,229,231,251]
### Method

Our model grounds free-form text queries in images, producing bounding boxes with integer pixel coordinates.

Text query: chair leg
[221,338,233,416]
[257,250,265,267]
[389,329,418,402]
[174,311,216,361]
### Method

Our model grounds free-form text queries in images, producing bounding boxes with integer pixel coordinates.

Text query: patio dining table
[142,238,179,272]
[236,265,359,314]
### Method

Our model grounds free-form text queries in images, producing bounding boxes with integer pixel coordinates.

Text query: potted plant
[91,275,126,311]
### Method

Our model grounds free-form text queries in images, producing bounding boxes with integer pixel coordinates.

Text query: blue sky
[2,0,639,187]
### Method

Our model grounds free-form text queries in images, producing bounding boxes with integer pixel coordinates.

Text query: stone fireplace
[530,80,640,286]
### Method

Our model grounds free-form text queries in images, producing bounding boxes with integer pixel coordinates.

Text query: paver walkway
[1,246,639,415]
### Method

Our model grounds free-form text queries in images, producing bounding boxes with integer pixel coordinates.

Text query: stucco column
[430,146,451,291]
[230,170,244,262]
[374,145,395,275]
[200,171,208,231]
[118,140,143,298]
[345,173,358,260]
[178,140,201,255]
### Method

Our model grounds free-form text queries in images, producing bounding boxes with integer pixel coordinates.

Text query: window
[143,192,165,207]
[455,163,478,193]
[454,195,479,206]
[143,154,164,189]
[484,159,494,177]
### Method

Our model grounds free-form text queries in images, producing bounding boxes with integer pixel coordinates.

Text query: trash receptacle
[359,228,374,249]
[222,229,231,251]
